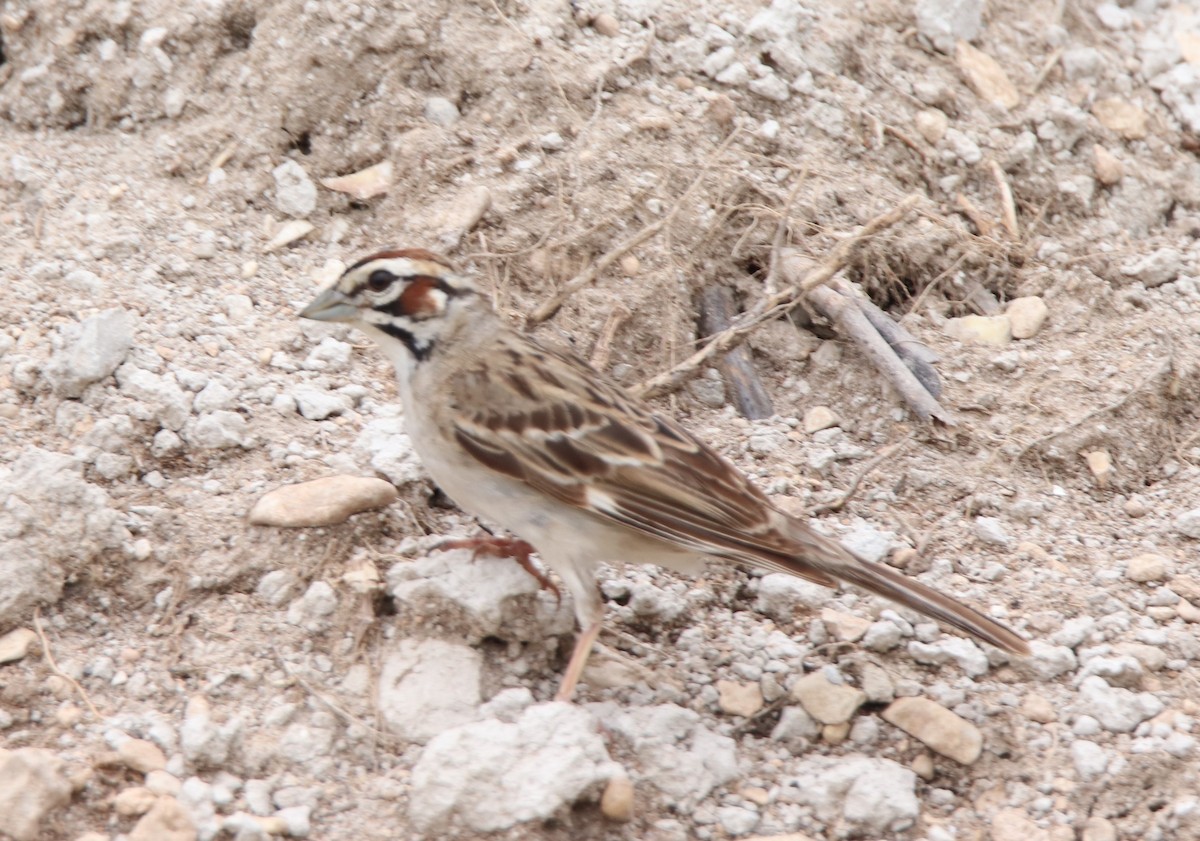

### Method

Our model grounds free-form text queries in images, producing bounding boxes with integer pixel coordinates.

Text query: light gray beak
[300,287,359,323]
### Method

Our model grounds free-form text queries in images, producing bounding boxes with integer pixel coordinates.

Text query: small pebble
[424,96,460,127]
[803,406,840,433]
[1006,296,1049,339]
[600,775,634,822]
[1084,450,1113,487]
[1125,553,1169,583]
[0,628,38,664]
[717,680,764,717]
[945,315,1012,346]
[591,13,620,36]
[249,476,399,527]
[1092,145,1124,185]
[790,671,866,725]
[882,697,982,764]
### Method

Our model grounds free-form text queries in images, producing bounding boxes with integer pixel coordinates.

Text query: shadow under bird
[301,248,1030,700]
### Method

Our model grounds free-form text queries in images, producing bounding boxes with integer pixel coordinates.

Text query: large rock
[596,703,739,806]
[387,550,572,643]
[41,308,135,397]
[0,748,73,841]
[779,756,919,835]
[409,702,617,833]
[0,449,125,627]
[377,638,482,744]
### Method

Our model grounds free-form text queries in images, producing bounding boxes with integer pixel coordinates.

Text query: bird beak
[300,287,358,323]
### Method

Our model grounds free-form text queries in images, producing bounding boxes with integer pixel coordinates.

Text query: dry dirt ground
[4,0,1200,839]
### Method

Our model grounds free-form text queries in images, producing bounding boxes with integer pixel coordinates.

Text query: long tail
[764,524,1030,655]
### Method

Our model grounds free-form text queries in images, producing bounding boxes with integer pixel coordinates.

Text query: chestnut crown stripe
[346,247,456,273]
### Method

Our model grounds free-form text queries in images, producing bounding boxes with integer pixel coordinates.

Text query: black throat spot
[378,322,432,361]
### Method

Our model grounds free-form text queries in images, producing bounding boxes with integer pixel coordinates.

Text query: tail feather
[762,524,1030,655]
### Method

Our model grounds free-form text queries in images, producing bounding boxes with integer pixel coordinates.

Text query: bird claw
[435,535,562,602]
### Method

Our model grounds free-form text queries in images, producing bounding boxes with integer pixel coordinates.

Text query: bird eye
[367,269,396,293]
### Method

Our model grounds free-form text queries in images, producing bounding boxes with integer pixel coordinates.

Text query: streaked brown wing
[449,333,837,585]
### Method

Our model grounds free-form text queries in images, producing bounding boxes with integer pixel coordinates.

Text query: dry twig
[634,193,922,399]
[698,284,773,419]
[33,607,101,719]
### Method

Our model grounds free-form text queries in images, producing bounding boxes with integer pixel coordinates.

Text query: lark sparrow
[301,248,1029,700]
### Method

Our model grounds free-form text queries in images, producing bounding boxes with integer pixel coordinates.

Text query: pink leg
[436,535,561,600]
[554,618,604,702]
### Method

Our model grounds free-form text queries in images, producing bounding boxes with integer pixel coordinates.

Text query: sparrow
[300,248,1029,700]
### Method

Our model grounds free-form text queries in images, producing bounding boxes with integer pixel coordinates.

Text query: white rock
[424,96,460,127]
[356,417,426,486]
[116,365,192,430]
[1052,616,1097,649]
[745,0,806,40]
[597,704,737,805]
[180,696,241,768]
[409,703,616,832]
[771,705,820,752]
[0,449,125,627]
[93,452,134,480]
[748,72,790,101]
[42,308,135,397]
[1074,675,1163,733]
[193,381,237,414]
[151,429,184,458]
[1071,739,1109,779]
[377,638,483,743]
[780,756,918,834]
[223,294,254,324]
[1013,641,1078,681]
[290,385,352,420]
[915,0,983,53]
[256,570,300,606]
[0,748,72,841]
[1075,655,1143,689]
[862,620,905,651]
[1176,508,1200,539]
[387,551,572,643]
[1119,247,1182,287]
[285,581,337,631]
[754,573,830,621]
[277,722,334,763]
[908,637,990,676]
[974,516,1011,546]
[717,805,760,835]
[272,160,317,218]
[302,337,353,372]
[188,411,251,449]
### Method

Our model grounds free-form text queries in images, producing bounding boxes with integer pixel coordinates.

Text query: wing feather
[449,333,824,572]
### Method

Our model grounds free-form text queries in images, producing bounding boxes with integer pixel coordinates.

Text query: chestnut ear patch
[394,275,449,319]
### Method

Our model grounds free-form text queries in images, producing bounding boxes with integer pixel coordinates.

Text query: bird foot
[435,535,561,601]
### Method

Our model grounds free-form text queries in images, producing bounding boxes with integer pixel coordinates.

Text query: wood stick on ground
[635,193,922,399]
[589,302,631,371]
[806,283,956,424]
[698,284,774,419]
[832,278,943,398]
